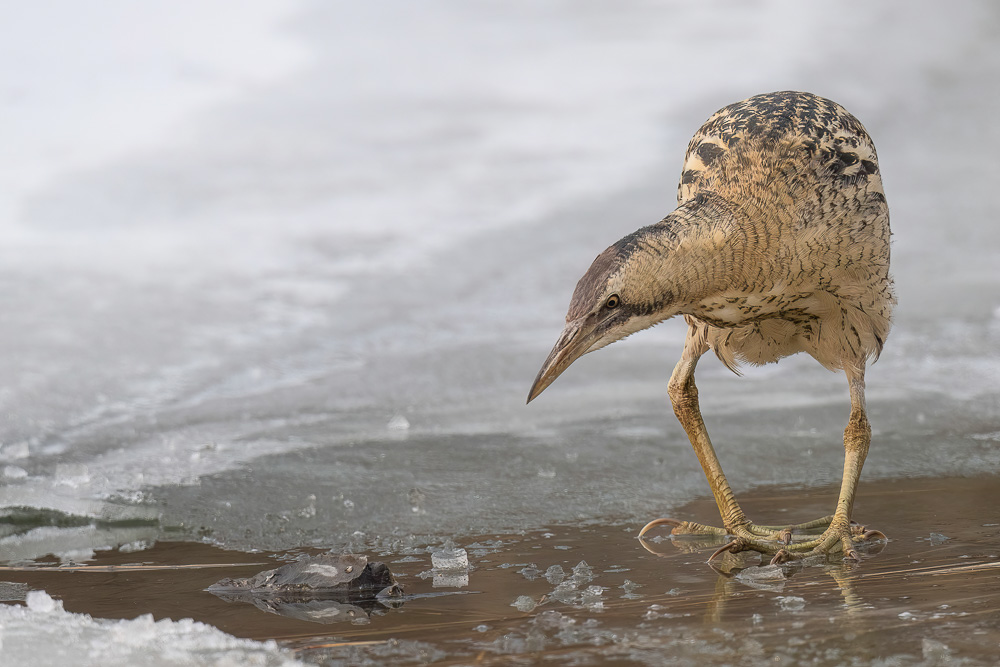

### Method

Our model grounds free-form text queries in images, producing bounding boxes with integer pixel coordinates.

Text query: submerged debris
[207,553,403,624]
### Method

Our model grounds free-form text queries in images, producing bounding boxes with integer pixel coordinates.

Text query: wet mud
[2,475,999,665]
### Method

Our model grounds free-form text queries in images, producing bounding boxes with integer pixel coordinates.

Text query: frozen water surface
[2,0,1000,664]
[0,591,304,667]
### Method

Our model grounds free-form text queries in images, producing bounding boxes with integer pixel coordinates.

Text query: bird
[527,91,894,563]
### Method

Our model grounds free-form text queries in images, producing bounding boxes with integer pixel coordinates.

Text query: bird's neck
[634,194,748,310]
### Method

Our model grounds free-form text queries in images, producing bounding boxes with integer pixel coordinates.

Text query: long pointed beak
[527,318,594,403]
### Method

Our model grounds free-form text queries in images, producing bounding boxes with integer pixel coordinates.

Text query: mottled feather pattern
[668,91,895,372]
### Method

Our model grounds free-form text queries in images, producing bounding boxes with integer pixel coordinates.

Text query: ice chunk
[209,553,402,598]
[571,560,594,583]
[208,554,403,624]
[0,581,30,602]
[3,465,28,479]
[734,565,787,591]
[431,546,469,571]
[581,585,604,605]
[519,563,541,580]
[54,463,90,487]
[736,565,786,582]
[1,441,30,460]
[432,572,469,588]
[387,414,410,430]
[544,564,566,584]
[26,590,61,613]
[922,638,952,660]
[0,588,307,666]
[776,596,806,611]
[511,595,537,612]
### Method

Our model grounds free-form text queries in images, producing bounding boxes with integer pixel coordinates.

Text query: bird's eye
[604,294,620,309]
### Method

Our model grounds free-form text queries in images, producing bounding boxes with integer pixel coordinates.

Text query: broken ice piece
[570,560,593,582]
[207,554,404,624]
[431,547,469,571]
[735,565,785,582]
[518,563,541,580]
[776,595,805,611]
[544,565,566,584]
[208,553,402,599]
[387,414,410,430]
[511,595,537,612]
[432,571,469,588]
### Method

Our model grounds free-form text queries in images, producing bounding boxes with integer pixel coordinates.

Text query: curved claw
[844,548,862,563]
[637,517,684,538]
[776,529,793,545]
[769,548,793,565]
[708,537,750,562]
[861,529,887,542]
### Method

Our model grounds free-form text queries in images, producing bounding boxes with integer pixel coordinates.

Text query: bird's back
[673,91,894,372]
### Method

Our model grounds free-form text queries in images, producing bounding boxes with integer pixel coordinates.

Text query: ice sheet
[0,591,306,667]
[1,0,998,614]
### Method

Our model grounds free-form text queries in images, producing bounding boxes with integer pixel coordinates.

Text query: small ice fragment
[666,588,682,596]
[473,624,490,632]
[54,463,90,487]
[550,581,579,604]
[776,596,806,611]
[119,541,151,554]
[582,585,604,603]
[922,638,952,660]
[1,441,29,460]
[3,465,27,479]
[26,590,61,613]
[511,595,537,612]
[751,613,763,624]
[0,581,29,602]
[928,532,950,545]
[432,572,468,588]
[621,580,640,596]
[571,560,593,582]
[898,611,917,620]
[735,565,786,583]
[537,466,556,478]
[431,547,469,571]
[519,563,541,580]
[343,499,355,510]
[544,564,565,584]
[387,414,410,430]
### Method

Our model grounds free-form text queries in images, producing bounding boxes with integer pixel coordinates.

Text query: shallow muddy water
[3,475,998,665]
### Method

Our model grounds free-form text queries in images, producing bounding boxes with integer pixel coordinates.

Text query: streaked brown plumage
[528,91,895,562]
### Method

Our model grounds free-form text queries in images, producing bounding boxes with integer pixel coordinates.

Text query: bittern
[528,91,894,563]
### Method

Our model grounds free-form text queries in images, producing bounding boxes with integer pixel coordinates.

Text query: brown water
[3,475,999,665]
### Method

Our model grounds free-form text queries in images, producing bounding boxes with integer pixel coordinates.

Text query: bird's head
[527,228,676,403]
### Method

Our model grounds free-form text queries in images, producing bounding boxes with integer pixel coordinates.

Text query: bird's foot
[711,521,887,564]
[638,516,886,563]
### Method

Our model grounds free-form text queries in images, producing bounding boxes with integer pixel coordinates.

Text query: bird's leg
[665,346,749,533]
[763,369,886,562]
[712,369,886,564]
[638,330,882,559]
[639,332,788,546]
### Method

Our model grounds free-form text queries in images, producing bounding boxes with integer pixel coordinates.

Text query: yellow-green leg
[637,327,885,563]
